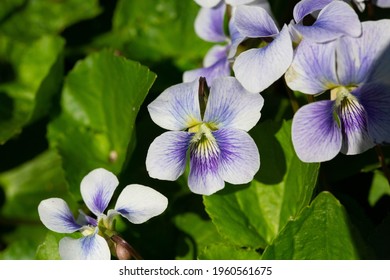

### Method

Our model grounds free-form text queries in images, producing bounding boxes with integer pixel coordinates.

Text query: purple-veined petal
[80,168,119,217]
[228,17,246,59]
[361,20,390,86]
[338,93,374,155]
[203,76,263,130]
[292,1,361,43]
[195,4,227,43]
[233,25,293,93]
[38,198,82,233]
[216,128,260,184]
[146,131,191,181]
[148,80,202,131]
[375,0,390,8]
[194,0,221,8]
[59,234,110,260]
[76,210,98,227]
[355,83,390,145]
[113,184,168,224]
[188,129,224,195]
[234,5,279,38]
[285,39,338,94]
[292,100,342,162]
[183,45,231,85]
[293,0,333,23]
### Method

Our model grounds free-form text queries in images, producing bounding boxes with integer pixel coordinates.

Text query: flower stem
[375,145,390,186]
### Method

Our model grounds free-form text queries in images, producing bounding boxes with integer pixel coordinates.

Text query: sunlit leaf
[262,192,360,260]
[204,120,320,249]
[47,50,156,198]
[368,170,390,207]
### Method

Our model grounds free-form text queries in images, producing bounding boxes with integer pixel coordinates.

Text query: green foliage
[47,50,156,198]
[262,192,360,260]
[0,35,64,144]
[0,0,389,261]
[203,120,320,249]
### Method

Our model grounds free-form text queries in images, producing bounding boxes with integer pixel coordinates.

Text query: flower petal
[234,5,279,38]
[233,25,293,93]
[292,100,342,162]
[114,184,168,224]
[375,0,390,8]
[285,39,338,94]
[195,4,226,42]
[38,198,81,233]
[194,0,221,8]
[293,1,361,43]
[80,168,119,217]
[203,76,263,131]
[360,20,390,86]
[356,83,390,145]
[216,128,260,184]
[183,45,231,85]
[188,131,224,195]
[148,79,202,131]
[338,94,374,155]
[59,234,110,260]
[146,131,191,181]
[293,0,333,23]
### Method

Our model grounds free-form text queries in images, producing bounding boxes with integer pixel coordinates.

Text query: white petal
[80,168,119,217]
[203,77,264,131]
[146,131,191,181]
[233,25,293,93]
[292,100,342,162]
[194,0,221,8]
[285,39,338,94]
[195,5,227,42]
[114,184,168,224]
[59,234,111,260]
[147,80,202,131]
[216,128,260,184]
[38,198,81,233]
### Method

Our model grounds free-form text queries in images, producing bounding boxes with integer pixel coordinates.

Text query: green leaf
[47,50,156,198]
[35,232,62,260]
[368,170,390,207]
[199,244,261,260]
[0,35,64,144]
[262,192,360,260]
[0,225,47,260]
[174,212,223,260]
[97,0,211,69]
[0,149,74,221]
[0,0,101,41]
[204,120,320,249]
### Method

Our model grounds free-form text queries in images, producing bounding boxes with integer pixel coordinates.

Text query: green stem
[375,145,390,186]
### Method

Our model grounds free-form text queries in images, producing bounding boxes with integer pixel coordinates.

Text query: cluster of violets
[39,0,390,259]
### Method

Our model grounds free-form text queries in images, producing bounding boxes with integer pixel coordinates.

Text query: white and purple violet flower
[285,20,390,162]
[38,168,168,260]
[146,76,263,195]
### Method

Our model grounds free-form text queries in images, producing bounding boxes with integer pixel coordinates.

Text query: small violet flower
[38,168,168,260]
[288,0,361,43]
[231,5,293,93]
[146,76,263,195]
[285,20,390,162]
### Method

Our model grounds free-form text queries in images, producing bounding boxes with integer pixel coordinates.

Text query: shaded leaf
[0,35,64,144]
[0,149,74,221]
[0,0,101,41]
[199,243,261,260]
